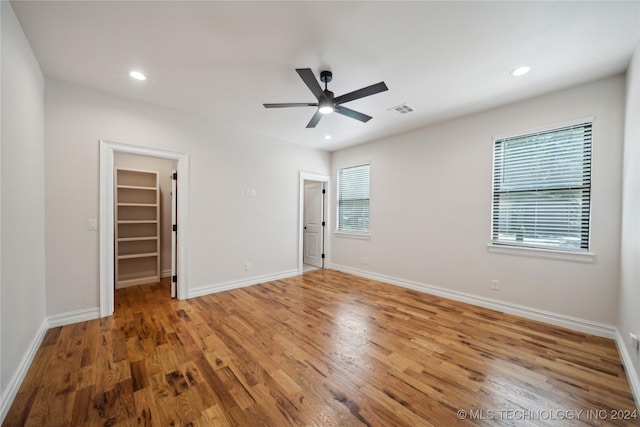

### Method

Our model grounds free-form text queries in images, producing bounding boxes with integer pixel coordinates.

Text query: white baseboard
[161,269,172,278]
[331,264,616,339]
[0,318,48,423]
[47,307,100,328]
[615,330,640,411]
[188,269,299,298]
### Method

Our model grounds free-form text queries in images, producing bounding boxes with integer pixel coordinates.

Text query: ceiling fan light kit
[318,98,334,115]
[263,68,388,128]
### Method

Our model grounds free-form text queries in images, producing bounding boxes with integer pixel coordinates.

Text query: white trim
[299,172,330,275]
[331,264,616,338]
[0,319,48,423]
[99,141,114,317]
[334,231,371,240]
[615,330,640,411]
[47,308,100,328]
[99,140,190,318]
[188,269,298,299]
[161,269,172,278]
[487,243,595,263]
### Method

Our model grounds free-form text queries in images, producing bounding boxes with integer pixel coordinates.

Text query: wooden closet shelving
[115,168,160,288]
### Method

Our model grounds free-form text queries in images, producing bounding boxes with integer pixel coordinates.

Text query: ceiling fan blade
[306,110,323,128]
[334,82,388,105]
[296,68,325,100]
[334,106,372,123]
[263,103,317,108]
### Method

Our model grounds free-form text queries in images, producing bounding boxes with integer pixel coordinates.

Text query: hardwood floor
[4,270,639,426]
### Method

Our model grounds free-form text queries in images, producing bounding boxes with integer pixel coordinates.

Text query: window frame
[336,163,371,237]
[488,117,596,262]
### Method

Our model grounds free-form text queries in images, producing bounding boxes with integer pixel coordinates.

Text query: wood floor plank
[3,270,639,426]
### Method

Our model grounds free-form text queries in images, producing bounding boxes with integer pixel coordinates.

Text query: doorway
[303,181,324,270]
[113,153,177,300]
[99,140,189,318]
[298,172,330,274]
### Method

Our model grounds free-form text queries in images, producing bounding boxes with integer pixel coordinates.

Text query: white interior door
[303,181,324,268]
[170,170,177,298]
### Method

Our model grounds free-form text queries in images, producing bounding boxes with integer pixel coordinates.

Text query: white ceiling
[10,1,640,151]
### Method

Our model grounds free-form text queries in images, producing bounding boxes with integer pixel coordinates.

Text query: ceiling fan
[263,68,388,128]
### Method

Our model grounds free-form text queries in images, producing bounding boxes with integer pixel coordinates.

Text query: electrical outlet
[244,262,252,271]
[630,333,639,351]
[491,280,499,290]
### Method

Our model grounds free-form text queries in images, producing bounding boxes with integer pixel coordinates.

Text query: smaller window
[337,164,370,233]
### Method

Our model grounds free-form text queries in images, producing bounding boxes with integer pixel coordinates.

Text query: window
[337,164,370,233]
[492,121,592,251]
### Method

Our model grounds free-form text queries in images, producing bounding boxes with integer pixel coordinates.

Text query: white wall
[331,75,625,326]
[114,153,176,278]
[619,44,640,395]
[0,0,46,407]
[44,79,330,316]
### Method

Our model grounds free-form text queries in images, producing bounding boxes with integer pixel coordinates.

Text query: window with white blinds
[492,122,592,251]
[337,164,370,233]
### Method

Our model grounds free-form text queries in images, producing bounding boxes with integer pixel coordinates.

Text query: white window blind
[492,122,592,250]
[338,164,370,232]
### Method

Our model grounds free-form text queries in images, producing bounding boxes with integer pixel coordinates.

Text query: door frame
[170,169,177,299]
[298,172,330,274]
[99,140,190,317]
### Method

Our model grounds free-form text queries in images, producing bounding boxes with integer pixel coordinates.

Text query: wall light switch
[88,219,98,230]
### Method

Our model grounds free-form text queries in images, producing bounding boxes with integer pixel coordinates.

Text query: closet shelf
[118,236,157,242]
[117,185,156,191]
[116,168,160,288]
[117,203,158,207]
[118,252,159,260]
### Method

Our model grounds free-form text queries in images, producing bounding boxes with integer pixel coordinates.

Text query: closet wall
[114,153,176,287]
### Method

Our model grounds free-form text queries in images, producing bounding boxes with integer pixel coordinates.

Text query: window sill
[334,231,371,240]
[487,243,595,263]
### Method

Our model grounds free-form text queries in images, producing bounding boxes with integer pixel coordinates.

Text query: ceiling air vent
[388,103,415,116]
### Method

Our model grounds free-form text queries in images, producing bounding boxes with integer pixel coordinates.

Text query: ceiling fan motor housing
[320,70,333,83]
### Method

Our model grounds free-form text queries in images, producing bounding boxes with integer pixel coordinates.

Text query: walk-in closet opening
[99,140,189,318]
[113,153,177,306]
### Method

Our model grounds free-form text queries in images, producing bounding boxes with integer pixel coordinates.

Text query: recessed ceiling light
[129,71,147,81]
[510,66,532,77]
[324,134,332,140]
